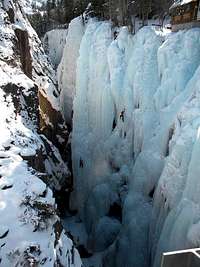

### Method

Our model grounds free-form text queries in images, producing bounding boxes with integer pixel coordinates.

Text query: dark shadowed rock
[15,28,32,79]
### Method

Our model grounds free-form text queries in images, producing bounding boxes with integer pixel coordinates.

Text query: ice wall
[60,18,200,267]
[43,28,67,67]
[58,17,84,124]
[150,29,200,267]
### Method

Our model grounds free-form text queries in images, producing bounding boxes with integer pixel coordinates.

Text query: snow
[171,0,196,9]
[0,82,81,266]
[21,0,47,14]
[58,17,200,267]
[0,1,82,266]
[9,0,62,111]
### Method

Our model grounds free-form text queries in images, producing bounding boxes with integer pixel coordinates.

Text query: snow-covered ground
[59,16,200,267]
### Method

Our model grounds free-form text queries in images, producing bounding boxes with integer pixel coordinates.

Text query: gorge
[1,1,200,267]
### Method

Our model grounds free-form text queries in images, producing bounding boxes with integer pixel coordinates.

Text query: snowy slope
[59,17,200,267]
[0,1,81,266]
[0,85,80,266]
[6,0,61,111]
[21,0,47,14]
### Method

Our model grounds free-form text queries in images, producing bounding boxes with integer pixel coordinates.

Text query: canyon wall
[0,1,81,266]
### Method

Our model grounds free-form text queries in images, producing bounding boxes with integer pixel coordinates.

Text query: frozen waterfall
[58,17,200,267]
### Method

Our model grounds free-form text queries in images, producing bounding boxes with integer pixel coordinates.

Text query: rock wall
[38,89,69,156]
[0,1,81,266]
[15,28,32,78]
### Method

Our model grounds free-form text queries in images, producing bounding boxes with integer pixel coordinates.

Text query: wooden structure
[161,248,200,267]
[170,0,200,31]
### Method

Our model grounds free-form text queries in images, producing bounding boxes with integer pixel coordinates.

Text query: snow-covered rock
[21,0,47,14]
[59,17,200,267]
[9,0,70,153]
[0,1,81,266]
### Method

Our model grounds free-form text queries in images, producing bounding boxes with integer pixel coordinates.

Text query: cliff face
[15,27,33,78]
[0,1,81,266]
[1,0,70,190]
[59,17,200,267]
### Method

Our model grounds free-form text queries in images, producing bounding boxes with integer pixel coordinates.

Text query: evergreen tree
[63,0,74,22]
[42,0,174,34]
[46,0,52,20]
[90,0,107,18]
[73,0,89,18]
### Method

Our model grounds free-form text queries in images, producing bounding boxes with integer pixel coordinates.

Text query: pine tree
[46,0,52,21]
[89,0,107,18]
[51,0,56,9]
[73,0,88,18]
[67,0,75,22]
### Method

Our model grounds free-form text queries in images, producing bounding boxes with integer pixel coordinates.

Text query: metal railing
[161,248,200,267]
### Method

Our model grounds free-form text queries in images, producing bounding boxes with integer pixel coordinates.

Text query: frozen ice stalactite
[70,20,163,266]
[152,125,200,267]
[71,20,114,215]
[59,15,200,267]
[58,17,85,124]
[150,29,200,267]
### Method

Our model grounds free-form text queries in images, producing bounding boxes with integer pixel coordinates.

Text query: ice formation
[43,28,68,67]
[59,16,200,267]
[58,17,85,124]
